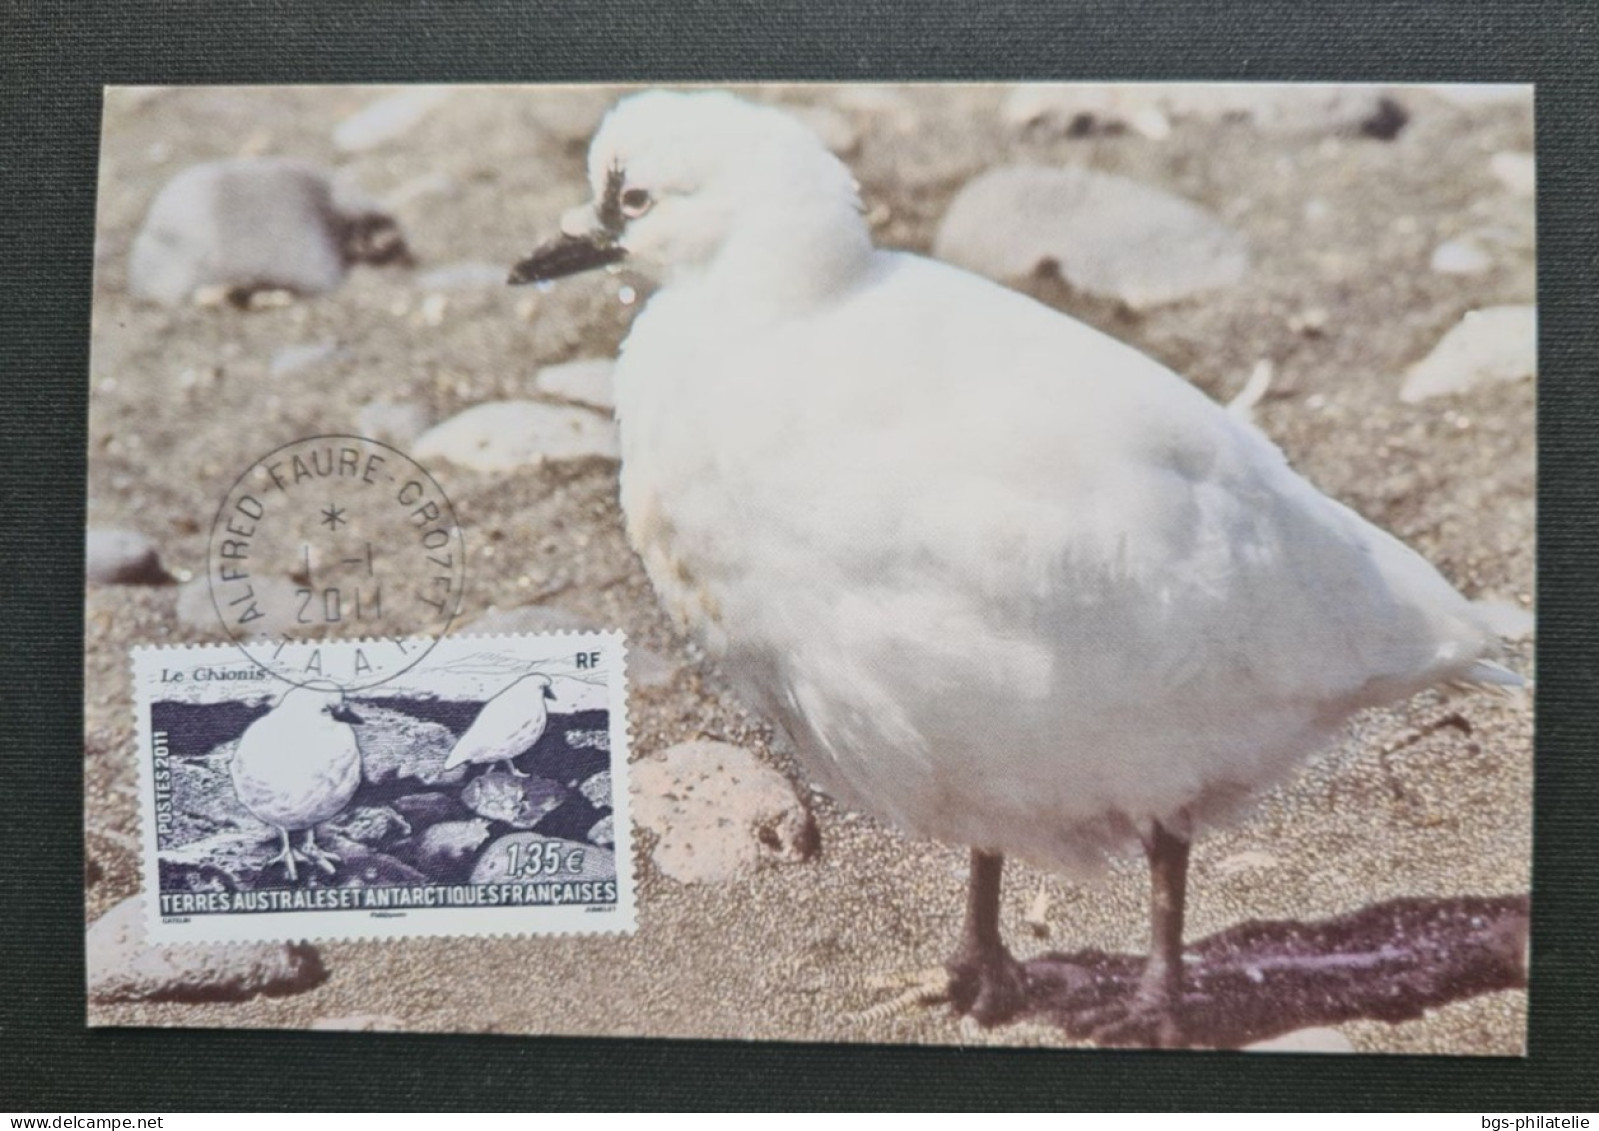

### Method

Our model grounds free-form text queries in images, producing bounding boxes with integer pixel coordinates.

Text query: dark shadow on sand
[1015,893,1528,1048]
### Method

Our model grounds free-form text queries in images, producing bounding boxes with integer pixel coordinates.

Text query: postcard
[85,82,1533,1051]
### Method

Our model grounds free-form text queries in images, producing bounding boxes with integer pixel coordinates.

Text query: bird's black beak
[508,232,626,285]
[510,163,630,285]
[543,684,558,701]
[329,702,365,725]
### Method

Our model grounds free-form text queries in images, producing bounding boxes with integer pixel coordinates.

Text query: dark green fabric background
[3,0,1595,1110]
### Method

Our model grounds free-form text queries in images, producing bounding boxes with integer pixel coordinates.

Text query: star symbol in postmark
[320,503,348,530]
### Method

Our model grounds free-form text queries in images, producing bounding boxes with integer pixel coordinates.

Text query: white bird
[443,673,558,778]
[231,685,366,882]
[509,91,1524,1044]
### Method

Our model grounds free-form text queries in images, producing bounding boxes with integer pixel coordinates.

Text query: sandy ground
[84,83,1534,1053]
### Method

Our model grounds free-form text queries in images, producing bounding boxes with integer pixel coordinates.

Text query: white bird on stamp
[231,685,365,882]
[509,90,1525,1045]
[443,673,559,778]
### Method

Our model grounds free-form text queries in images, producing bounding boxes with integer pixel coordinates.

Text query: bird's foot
[946,944,1031,1027]
[505,761,530,778]
[266,841,303,883]
[300,833,342,875]
[1067,987,1186,1048]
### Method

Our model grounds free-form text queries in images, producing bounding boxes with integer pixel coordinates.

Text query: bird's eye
[619,187,653,219]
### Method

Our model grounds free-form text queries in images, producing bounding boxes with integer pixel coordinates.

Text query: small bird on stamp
[444,672,559,779]
[509,91,1527,1047]
[231,685,365,882]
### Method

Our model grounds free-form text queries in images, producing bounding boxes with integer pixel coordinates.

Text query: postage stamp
[132,632,634,943]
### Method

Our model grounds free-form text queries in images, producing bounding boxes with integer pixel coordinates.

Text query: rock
[462,773,568,828]
[933,164,1248,310]
[412,401,619,472]
[86,528,171,585]
[631,740,818,884]
[1172,85,1407,138]
[166,746,269,843]
[87,895,324,1004]
[1490,151,1536,199]
[832,86,915,122]
[417,261,509,290]
[405,818,493,877]
[357,400,432,449]
[323,805,411,846]
[129,158,410,306]
[564,728,610,754]
[471,832,616,885]
[333,87,453,152]
[465,603,600,635]
[627,644,678,691]
[1245,1027,1355,1053]
[578,769,612,809]
[587,814,615,848]
[1429,237,1493,276]
[357,705,468,787]
[384,171,458,209]
[1000,85,1169,139]
[176,575,307,637]
[389,790,469,827]
[159,827,282,890]
[1215,849,1280,877]
[331,842,429,887]
[1351,96,1409,141]
[1400,305,1536,403]
[269,341,341,378]
[525,89,615,142]
[1002,84,1406,140]
[309,1013,405,1031]
[791,104,860,154]
[1424,84,1532,109]
[535,358,616,412]
[1288,307,1329,337]
[110,86,167,111]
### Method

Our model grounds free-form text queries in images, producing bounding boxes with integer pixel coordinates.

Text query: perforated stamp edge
[128,630,637,945]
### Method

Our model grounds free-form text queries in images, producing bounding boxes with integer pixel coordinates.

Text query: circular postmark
[207,434,466,691]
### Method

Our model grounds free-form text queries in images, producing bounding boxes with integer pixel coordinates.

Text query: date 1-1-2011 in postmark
[132,632,634,943]
[207,434,468,691]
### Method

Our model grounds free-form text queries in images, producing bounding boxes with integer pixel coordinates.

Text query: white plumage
[231,685,365,881]
[510,90,1522,1041]
[444,673,557,778]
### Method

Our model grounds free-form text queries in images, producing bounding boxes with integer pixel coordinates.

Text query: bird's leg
[299,828,341,875]
[266,826,299,882]
[504,759,531,778]
[1073,819,1192,1046]
[945,848,1030,1025]
[1136,819,1191,1047]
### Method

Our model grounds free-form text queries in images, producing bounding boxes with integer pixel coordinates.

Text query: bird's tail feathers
[1450,658,1531,700]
